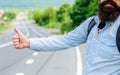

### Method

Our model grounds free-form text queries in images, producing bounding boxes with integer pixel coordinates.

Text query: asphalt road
[0,13,85,75]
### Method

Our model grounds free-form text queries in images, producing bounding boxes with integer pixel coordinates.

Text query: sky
[0,0,75,9]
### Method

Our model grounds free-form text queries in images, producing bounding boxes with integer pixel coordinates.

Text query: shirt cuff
[29,38,36,50]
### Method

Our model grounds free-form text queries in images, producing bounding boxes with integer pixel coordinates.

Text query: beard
[98,0,120,22]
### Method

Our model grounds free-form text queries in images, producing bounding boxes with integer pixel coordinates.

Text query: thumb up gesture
[12,27,30,49]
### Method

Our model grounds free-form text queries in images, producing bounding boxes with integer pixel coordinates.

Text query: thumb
[14,27,22,36]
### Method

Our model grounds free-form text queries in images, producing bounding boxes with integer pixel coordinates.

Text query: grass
[0,24,12,33]
[0,24,7,31]
[44,22,61,29]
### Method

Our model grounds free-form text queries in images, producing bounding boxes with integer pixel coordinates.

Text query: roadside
[0,22,14,35]
[28,20,61,36]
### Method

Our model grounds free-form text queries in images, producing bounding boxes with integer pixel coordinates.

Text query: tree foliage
[30,0,99,34]
[2,11,16,22]
[56,4,72,22]
[70,0,91,27]
[33,8,57,27]
[86,0,99,17]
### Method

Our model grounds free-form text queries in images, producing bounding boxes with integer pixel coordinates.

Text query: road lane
[0,45,34,72]
[0,13,83,75]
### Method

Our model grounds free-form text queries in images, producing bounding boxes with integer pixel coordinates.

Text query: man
[12,0,120,75]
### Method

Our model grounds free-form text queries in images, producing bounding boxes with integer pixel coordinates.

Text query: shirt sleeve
[29,17,93,51]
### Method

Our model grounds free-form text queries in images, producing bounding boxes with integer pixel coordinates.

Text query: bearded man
[12,0,120,75]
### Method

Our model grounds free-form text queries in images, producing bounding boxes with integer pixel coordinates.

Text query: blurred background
[0,0,98,34]
[0,0,98,75]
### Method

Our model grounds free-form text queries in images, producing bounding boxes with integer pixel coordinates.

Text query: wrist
[25,39,30,48]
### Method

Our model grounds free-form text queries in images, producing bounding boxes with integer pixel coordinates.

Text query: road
[0,13,85,75]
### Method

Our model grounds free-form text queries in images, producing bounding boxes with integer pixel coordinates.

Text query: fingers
[12,36,19,41]
[14,27,22,36]
[13,42,20,49]
[12,35,20,49]
[13,41,21,49]
[13,39,19,43]
[13,27,27,49]
[13,42,19,47]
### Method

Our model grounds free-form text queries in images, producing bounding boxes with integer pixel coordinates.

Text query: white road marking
[15,72,24,75]
[26,59,34,64]
[23,22,29,37]
[0,42,12,48]
[30,25,43,36]
[75,46,82,75]
[33,52,39,56]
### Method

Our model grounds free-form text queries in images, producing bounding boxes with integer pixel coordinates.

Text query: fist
[12,27,30,49]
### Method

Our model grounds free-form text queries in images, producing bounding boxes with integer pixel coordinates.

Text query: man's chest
[86,24,119,59]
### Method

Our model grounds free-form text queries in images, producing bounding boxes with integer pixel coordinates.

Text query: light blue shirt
[29,15,120,75]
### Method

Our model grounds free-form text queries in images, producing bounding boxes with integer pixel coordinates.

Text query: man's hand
[12,27,30,49]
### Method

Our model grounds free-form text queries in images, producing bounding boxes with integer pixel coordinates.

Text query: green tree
[33,10,40,24]
[57,4,73,34]
[60,20,73,34]
[43,7,57,26]
[86,0,99,18]
[56,4,72,22]
[33,10,44,25]
[33,8,57,27]
[70,0,91,27]
[2,11,16,22]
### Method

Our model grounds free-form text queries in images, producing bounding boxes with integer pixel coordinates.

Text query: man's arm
[29,17,93,51]
[12,17,93,51]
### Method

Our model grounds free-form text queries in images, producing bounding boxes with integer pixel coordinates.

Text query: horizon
[0,0,75,9]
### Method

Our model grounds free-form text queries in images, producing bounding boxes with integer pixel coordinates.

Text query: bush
[0,24,8,31]
[56,4,72,22]
[33,8,57,26]
[33,10,43,25]
[2,11,16,22]
[86,0,99,18]
[60,20,73,34]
